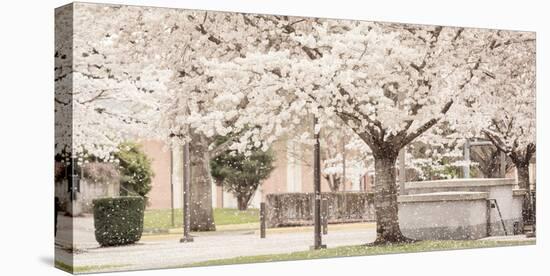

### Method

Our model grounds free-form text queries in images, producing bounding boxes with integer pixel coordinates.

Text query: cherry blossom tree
[481,35,535,191]
[58,4,535,242]
[55,4,171,163]
[457,32,536,220]
[204,19,528,243]
[405,124,466,180]
[470,145,513,178]
[286,117,372,191]
[59,3,316,230]
[135,9,314,230]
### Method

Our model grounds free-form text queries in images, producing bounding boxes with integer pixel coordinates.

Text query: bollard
[322,198,328,235]
[486,200,492,236]
[260,202,266,238]
[55,197,60,237]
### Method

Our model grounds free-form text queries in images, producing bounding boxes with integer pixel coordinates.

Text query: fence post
[260,202,266,238]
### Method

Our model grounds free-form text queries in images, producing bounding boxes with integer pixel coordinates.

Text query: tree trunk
[189,132,216,231]
[372,156,410,244]
[323,173,341,192]
[516,163,530,191]
[237,194,249,211]
[516,162,534,223]
[481,155,501,178]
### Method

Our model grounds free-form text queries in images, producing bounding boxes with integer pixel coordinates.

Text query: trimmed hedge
[93,196,145,246]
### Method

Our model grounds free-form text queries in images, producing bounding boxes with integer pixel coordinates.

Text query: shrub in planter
[93,196,145,246]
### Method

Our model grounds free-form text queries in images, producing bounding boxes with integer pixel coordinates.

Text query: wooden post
[260,202,266,238]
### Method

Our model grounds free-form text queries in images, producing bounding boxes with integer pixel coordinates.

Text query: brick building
[140,137,364,210]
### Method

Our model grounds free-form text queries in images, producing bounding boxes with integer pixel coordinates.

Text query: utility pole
[180,142,193,243]
[170,149,175,227]
[342,135,346,192]
[398,148,406,195]
[463,139,471,178]
[312,116,325,249]
[397,91,406,194]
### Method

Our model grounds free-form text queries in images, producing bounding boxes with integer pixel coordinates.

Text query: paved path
[480,234,536,241]
[55,216,377,272]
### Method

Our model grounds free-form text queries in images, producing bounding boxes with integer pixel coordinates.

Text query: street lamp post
[312,116,326,250]
[180,142,194,243]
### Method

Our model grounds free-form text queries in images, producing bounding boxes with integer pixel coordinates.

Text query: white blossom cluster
[55,3,535,170]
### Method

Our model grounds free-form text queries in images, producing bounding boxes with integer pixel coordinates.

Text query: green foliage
[92,197,145,246]
[210,136,275,210]
[114,142,154,201]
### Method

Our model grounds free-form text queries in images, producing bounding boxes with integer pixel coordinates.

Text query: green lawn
[55,260,126,274]
[185,239,535,267]
[55,240,534,272]
[144,208,259,230]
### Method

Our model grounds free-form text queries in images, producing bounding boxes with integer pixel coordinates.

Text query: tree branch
[399,100,453,147]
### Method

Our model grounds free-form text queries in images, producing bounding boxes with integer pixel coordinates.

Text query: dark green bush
[210,135,275,210]
[114,142,154,202]
[93,196,145,246]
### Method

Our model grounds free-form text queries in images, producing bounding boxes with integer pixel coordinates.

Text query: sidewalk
[55,215,534,273]
[480,234,536,242]
[55,215,377,272]
[56,215,375,250]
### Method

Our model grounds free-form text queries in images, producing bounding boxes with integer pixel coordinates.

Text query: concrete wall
[402,178,523,237]
[55,163,120,215]
[265,192,375,228]
[398,192,489,240]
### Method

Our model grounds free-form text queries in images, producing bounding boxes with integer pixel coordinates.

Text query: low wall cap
[405,178,515,190]
[398,191,489,203]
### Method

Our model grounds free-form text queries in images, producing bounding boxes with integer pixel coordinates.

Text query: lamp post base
[310,244,327,250]
[180,237,194,243]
